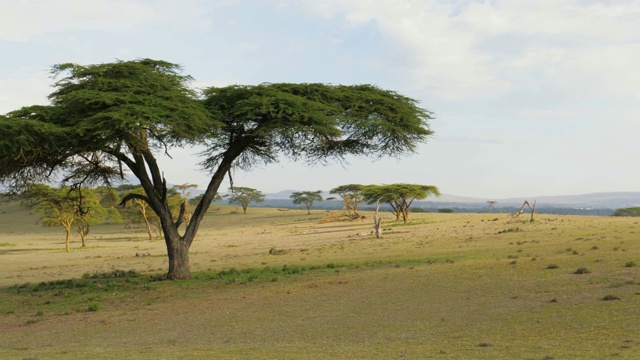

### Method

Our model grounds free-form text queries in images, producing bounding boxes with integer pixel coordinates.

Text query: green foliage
[437,208,453,213]
[612,207,640,217]
[329,184,365,212]
[200,84,432,171]
[290,190,323,214]
[361,184,440,223]
[227,187,265,214]
[1,59,212,187]
[189,193,223,206]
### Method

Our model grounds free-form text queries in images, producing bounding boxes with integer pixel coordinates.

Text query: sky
[1,0,639,199]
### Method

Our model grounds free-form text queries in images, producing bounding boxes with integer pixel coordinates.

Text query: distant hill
[254,191,640,216]
[264,191,640,210]
[204,188,640,215]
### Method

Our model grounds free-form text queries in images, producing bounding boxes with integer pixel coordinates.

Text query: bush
[612,207,640,217]
[268,247,286,255]
[574,267,591,274]
[437,208,453,213]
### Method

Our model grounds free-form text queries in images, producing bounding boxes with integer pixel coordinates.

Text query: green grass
[2,204,640,359]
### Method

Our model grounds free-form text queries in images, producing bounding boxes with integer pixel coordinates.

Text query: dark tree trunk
[165,235,191,280]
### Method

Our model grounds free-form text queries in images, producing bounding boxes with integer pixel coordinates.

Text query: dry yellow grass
[1,202,640,359]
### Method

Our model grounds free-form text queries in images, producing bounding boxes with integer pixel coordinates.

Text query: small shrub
[87,302,99,312]
[268,247,286,255]
[35,310,43,316]
[591,245,599,250]
[574,267,591,274]
[625,261,636,268]
[546,264,559,269]
[602,294,621,301]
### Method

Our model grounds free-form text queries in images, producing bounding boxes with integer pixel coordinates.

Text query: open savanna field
[1,202,640,359]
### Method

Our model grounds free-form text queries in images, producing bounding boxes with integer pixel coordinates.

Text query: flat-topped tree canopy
[0,58,434,279]
[199,83,433,171]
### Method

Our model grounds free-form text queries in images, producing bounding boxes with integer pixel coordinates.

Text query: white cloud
[296,0,640,100]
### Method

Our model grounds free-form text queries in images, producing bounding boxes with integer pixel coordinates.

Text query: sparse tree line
[12,181,439,251]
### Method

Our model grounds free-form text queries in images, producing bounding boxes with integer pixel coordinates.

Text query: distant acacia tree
[73,188,107,247]
[227,187,265,214]
[362,184,440,224]
[290,190,323,214]
[329,184,365,214]
[612,207,640,217]
[1,59,433,279]
[189,193,223,206]
[23,184,77,252]
[22,184,112,251]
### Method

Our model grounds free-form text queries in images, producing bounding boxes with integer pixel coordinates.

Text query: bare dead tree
[373,198,383,238]
[509,200,536,222]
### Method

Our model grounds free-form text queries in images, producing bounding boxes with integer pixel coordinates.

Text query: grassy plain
[1,201,640,359]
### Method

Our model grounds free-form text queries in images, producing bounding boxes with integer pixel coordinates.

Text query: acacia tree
[1,59,433,280]
[23,184,77,252]
[227,187,265,214]
[73,187,108,247]
[362,184,440,224]
[290,190,323,214]
[189,193,223,206]
[329,184,365,214]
